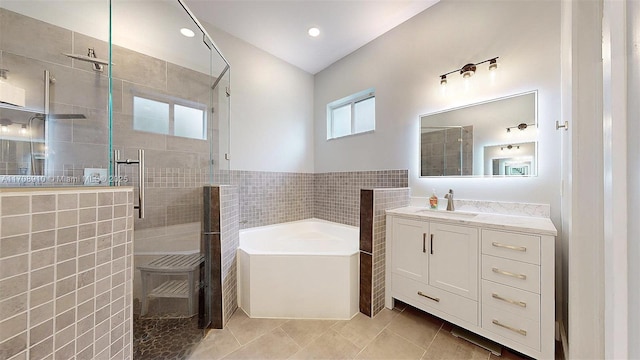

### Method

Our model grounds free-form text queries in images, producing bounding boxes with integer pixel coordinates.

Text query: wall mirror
[420,91,537,177]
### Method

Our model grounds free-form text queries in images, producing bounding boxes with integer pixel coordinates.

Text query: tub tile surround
[210,169,408,230]
[359,188,411,317]
[410,197,551,218]
[0,187,134,360]
[315,170,409,227]
[203,185,239,329]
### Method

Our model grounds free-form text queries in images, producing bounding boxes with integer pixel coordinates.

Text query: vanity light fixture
[460,63,476,78]
[0,119,12,133]
[438,57,499,85]
[506,122,535,133]
[500,144,520,151]
[488,58,498,71]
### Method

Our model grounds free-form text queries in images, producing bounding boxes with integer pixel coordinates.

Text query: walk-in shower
[0,0,230,358]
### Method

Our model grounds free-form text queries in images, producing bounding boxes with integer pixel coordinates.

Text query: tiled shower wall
[0,8,220,187]
[0,187,134,360]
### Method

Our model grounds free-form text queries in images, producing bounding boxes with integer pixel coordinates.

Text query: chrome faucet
[444,189,454,211]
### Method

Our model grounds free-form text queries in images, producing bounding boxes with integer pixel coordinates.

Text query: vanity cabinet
[389,217,479,326]
[385,208,556,360]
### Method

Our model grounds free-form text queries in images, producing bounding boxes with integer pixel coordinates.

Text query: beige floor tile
[355,328,426,360]
[386,306,443,349]
[280,319,337,347]
[290,329,361,360]
[331,309,399,349]
[226,310,288,345]
[489,347,532,360]
[223,328,300,359]
[422,331,490,360]
[190,328,241,360]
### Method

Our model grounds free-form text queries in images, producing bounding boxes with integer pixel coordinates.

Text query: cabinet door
[391,217,428,282]
[429,222,478,300]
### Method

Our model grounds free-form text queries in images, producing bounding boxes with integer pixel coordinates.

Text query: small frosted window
[174,105,206,140]
[354,97,375,133]
[133,97,169,135]
[331,104,352,138]
[326,88,375,139]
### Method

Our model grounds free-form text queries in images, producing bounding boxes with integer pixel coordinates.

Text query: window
[327,88,375,139]
[133,95,206,140]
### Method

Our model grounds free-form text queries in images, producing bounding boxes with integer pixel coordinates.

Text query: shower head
[63,48,113,72]
[34,113,87,120]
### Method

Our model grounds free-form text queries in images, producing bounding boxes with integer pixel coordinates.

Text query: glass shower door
[110,0,230,356]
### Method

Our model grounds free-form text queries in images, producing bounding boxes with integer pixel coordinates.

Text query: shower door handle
[114,149,145,219]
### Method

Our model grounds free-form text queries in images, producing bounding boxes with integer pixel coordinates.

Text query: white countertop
[386,206,557,236]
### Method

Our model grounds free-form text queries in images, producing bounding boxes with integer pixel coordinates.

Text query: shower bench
[137,254,204,316]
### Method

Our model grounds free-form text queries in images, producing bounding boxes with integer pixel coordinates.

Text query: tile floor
[189,302,540,360]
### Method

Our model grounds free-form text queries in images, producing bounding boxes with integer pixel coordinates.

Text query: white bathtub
[238,218,359,320]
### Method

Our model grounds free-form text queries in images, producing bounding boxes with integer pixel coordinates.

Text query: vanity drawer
[482,280,540,321]
[482,230,540,265]
[482,255,540,293]
[482,304,540,351]
[392,273,478,325]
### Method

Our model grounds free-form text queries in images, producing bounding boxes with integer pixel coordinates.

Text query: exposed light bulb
[1,125,8,133]
[308,27,320,37]
[20,124,27,135]
[440,75,447,86]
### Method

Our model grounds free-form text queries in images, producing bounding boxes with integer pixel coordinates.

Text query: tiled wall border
[203,185,239,329]
[0,187,134,360]
[359,188,410,317]
[219,186,239,326]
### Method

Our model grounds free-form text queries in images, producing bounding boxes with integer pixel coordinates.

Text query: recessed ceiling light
[308,27,320,37]
[180,28,195,38]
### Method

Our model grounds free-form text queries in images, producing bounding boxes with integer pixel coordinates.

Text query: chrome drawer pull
[417,291,440,302]
[492,319,527,336]
[491,242,526,252]
[492,293,527,308]
[492,267,527,280]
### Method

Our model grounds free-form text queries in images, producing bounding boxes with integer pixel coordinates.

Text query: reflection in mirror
[420,91,537,177]
[420,126,473,176]
[483,141,536,176]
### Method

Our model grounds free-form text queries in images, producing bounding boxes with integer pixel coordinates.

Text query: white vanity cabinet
[389,217,479,326]
[385,208,557,360]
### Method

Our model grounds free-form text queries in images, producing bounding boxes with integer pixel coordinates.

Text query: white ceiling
[184,0,440,74]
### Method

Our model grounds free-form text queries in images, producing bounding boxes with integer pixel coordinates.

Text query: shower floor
[133,299,206,360]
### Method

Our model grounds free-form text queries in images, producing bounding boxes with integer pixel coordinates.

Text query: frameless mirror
[420,91,537,177]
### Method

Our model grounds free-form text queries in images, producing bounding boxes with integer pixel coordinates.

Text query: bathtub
[238,218,359,320]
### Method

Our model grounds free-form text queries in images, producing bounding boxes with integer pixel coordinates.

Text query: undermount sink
[415,209,478,219]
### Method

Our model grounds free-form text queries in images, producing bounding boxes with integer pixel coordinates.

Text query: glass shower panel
[0,1,110,186]
[110,1,229,355]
